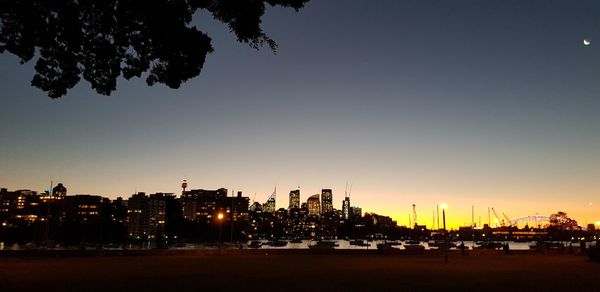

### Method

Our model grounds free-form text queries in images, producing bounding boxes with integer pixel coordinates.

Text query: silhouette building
[351,206,362,218]
[51,183,67,200]
[180,188,228,222]
[224,191,250,221]
[62,194,103,222]
[148,193,170,240]
[127,192,149,239]
[0,189,40,223]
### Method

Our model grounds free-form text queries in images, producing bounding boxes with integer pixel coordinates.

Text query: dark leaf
[0,0,309,97]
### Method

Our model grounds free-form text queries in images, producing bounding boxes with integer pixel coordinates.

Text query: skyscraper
[321,189,333,214]
[342,197,350,220]
[148,193,172,240]
[288,189,300,211]
[127,192,149,239]
[263,187,276,213]
[307,194,320,216]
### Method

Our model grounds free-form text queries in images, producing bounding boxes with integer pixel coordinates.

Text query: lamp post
[217,212,225,255]
[441,203,448,263]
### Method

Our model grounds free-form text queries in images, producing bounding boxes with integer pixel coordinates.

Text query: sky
[1,0,600,228]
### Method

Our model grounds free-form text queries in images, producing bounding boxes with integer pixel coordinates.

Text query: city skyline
[5,182,589,251]
[1,180,596,229]
[2,0,600,229]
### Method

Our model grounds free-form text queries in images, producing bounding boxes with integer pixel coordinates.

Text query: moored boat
[349,239,370,247]
[309,240,338,250]
[428,240,456,249]
[247,240,262,248]
[264,240,288,247]
[377,242,400,251]
[475,241,503,249]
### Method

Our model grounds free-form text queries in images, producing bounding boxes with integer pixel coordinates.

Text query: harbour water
[181,240,584,251]
[240,240,548,250]
[1,240,586,251]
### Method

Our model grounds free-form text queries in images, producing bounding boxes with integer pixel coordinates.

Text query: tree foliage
[0,0,309,98]
[548,211,579,231]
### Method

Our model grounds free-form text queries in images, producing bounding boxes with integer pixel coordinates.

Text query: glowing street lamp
[217,212,225,255]
[441,203,448,263]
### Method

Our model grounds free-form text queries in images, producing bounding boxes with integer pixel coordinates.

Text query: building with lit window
[321,189,333,214]
[224,191,250,221]
[0,189,42,223]
[249,201,262,212]
[63,195,103,222]
[148,193,170,240]
[52,183,67,199]
[307,194,321,216]
[342,196,351,220]
[0,188,20,221]
[289,189,300,211]
[181,188,228,222]
[263,193,276,213]
[127,192,149,239]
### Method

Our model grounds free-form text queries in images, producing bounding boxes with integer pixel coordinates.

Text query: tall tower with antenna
[342,182,351,220]
[181,179,188,196]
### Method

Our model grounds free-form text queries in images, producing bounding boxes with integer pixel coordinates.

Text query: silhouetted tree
[0,0,309,98]
[549,211,580,231]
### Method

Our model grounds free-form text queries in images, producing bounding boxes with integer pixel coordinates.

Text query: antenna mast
[436,204,440,230]
[412,204,417,228]
[472,205,475,227]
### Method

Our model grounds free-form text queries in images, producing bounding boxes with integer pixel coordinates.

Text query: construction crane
[502,212,512,226]
[491,207,502,227]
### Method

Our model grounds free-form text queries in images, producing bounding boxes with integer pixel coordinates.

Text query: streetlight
[441,203,448,263]
[217,212,225,255]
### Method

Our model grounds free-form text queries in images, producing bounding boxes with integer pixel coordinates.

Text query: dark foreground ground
[1,252,599,291]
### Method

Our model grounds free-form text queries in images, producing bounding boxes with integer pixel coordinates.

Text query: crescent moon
[583,39,591,46]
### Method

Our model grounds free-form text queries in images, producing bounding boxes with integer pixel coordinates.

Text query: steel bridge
[508,215,550,227]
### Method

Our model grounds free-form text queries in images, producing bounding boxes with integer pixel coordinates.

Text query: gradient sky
[1,0,600,227]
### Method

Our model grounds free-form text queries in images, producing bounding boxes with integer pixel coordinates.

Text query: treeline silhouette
[0,0,309,97]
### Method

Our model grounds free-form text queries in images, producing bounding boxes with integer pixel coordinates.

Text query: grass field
[1,253,599,291]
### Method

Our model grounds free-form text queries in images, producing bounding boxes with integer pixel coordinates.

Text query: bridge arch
[509,215,550,227]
